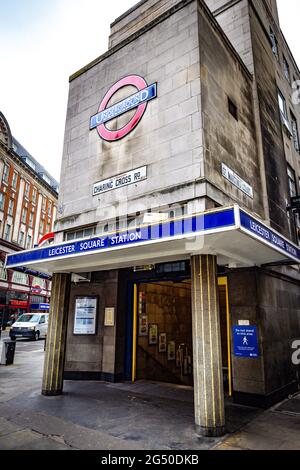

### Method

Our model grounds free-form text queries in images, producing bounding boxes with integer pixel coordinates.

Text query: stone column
[191,255,225,437]
[42,273,71,396]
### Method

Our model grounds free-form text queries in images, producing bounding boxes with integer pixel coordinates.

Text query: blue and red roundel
[90,75,157,142]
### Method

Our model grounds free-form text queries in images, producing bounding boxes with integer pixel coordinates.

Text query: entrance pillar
[191,255,225,437]
[42,273,71,396]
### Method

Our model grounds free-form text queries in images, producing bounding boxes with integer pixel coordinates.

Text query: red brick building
[0,111,58,326]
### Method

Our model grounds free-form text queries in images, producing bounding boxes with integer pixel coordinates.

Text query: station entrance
[132,276,232,395]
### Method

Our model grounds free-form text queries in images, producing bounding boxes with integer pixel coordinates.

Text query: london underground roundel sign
[90,75,157,142]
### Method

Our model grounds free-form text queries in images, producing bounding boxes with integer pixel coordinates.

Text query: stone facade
[0,111,58,327]
[227,267,300,406]
[64,270,120,380]
[56,0,265,238]
[206,0,300,237]
[57,0,203,236]
[35,0,300,421]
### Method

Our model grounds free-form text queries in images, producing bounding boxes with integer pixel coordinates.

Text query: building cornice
[0,239,23,253]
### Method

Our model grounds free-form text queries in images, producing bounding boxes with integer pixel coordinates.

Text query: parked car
[9,313,49,341]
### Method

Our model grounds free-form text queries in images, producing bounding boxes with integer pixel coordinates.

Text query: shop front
[0,271,51,328]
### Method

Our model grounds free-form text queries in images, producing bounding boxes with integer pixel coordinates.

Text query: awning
[5,205,300,275]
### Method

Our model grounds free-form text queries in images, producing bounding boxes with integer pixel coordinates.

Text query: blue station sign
[5,206,300,270]
[240,211,300,261]
[6,209,235,268]
[233,326,259,358]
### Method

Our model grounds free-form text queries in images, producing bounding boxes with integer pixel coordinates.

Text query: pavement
[1,330,300,450]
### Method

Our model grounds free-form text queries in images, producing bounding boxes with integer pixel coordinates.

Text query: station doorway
[131,277,232,395]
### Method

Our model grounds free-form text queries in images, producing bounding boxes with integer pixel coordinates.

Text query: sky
[0,0,299,182]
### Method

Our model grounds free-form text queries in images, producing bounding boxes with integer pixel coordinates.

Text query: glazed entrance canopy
[5,206,300,276]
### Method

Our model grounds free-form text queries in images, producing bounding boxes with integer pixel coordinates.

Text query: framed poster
[158,333,167,353]
[168,341,176,361]
[73,296,98,335]
[149,324,158,345]
[139,315,148,337]
[138,291,146,315]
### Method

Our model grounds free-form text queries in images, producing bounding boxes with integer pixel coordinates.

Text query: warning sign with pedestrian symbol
[232,326,259,358]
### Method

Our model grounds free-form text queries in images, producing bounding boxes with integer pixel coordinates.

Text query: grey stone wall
[57,0,203,234]
[257,269,300,396]
[249,6,291,237]
[198,3,264,216]
[109,0,183,49]
[228,269,266,396]
[205,0,254,72]
[57,0,265,236]
[64,271,119,376]
[205,0,300,239]
[228,267,300,405]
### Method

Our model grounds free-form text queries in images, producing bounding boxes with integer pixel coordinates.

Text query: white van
[9,313,49,341]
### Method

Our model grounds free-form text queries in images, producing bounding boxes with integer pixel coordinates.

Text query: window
[4,224,11,241]
[228,98,238,121]
[18,231,25,247]
[24,182,30,198]
[0,192,5,211]
[25,157,36,171]
[7,199,14,216]
[278,91,287,117]
[12,271,29,285]
[83,227,94,237]
[29,211,34,227]
[65,226,96,241]
[0,261,7,281]
[42,174,51,185]
[66,232,75,241]
[12,171,18,189]
[32,188,37,204]
[278,90,292,135]
[42,197,46,211]
[291,113,300,153]
[2,164,10,184]
[287,165,297,198]
[270,28,279,59]
[26,234,32,249]
[39,220,44,233]
[283,56,291,83]
[48,201,52,216]
[21,207,27,224]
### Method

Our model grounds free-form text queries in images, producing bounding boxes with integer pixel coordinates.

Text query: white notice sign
[222,163,254,199]
[93,166,147,196]
[104,307,115,327]
[238,320,250,326]
[74,297,97,335]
